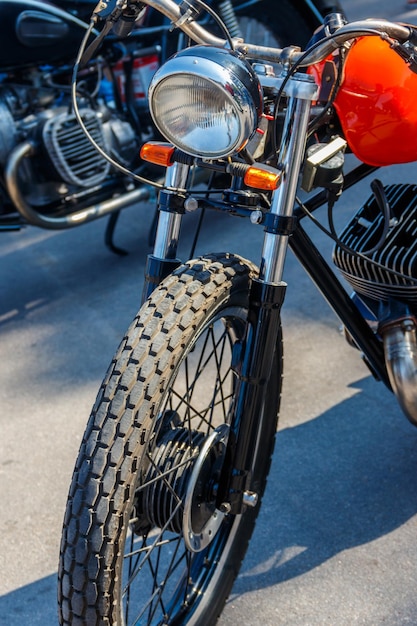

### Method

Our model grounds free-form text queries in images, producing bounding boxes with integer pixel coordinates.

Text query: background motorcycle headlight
[148,46,262,159]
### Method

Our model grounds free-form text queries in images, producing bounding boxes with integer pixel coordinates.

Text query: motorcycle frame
[141,70,391,513]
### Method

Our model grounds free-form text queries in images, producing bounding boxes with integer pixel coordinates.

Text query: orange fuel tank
[314,36,417,166]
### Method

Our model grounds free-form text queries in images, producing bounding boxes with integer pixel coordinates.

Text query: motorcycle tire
[58,253,283,625]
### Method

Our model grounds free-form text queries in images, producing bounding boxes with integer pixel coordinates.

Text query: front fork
[144,74,318,513]
[141,162,188,301]
[219,74,319,513]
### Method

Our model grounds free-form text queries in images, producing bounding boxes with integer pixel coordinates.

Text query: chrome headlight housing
[148,46,262,159]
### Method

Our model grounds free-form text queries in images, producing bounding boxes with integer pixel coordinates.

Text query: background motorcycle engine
[0,78,139,209]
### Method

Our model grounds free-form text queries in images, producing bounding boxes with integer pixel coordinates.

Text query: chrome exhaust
[380,316,417,426]
[4,141,154,230]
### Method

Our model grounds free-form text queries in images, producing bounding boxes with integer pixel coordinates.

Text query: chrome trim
[381,318,417,425]
[259,75,318,285]
[140,1,412,66]
[148,49,261,158]
[5,141,154,230]
[153,162,190,259]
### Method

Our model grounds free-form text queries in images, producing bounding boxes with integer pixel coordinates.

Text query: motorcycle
[56,0,417,624]
[0,0,332,252]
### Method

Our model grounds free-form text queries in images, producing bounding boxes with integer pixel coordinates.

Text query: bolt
[242,491,258,508]
[250,209,263,225]
[184,197,199,212]
[402,319,415,333]
[219,502,231,514]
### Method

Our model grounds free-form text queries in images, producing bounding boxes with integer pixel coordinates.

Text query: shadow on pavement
[2,374,416,624]
[232,374,417,591]
[0,573,58,626]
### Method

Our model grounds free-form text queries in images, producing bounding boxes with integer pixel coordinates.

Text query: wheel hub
[183,424,229,552]
[135,420,229,552]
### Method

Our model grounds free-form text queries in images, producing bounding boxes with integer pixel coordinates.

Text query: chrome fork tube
[153,162,190,259]
[260,75,318,285]
[142,162,191,301]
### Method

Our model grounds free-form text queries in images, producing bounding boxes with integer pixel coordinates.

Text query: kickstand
[105,211,129,256]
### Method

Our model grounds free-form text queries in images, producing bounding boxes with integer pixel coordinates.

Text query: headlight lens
[148,46,262,158]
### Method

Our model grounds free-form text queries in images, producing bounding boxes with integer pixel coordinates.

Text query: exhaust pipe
[4,141,155,230]
[380,316,417,426]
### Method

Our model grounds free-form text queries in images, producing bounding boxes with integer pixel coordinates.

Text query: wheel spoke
[131,530,187,625]
[123,502,184,606]
[207,324,233,423]
[58,256,282,626]
[135,450,199,495]
[165,322,235,433]
[121,318,238,623]
[167,385,234,431]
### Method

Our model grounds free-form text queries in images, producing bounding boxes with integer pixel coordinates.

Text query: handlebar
[295,20,414,66]
[126,0,414,66]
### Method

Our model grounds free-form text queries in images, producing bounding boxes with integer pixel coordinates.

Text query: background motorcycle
[0,0,337,252]
[57,1,417,625]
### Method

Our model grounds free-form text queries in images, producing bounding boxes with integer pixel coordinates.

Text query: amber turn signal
[243,165,281,191]
[140,142,175,167]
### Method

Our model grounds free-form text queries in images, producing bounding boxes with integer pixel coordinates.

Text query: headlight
[148,46,262,159]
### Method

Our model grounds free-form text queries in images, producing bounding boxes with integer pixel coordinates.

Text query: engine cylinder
[333,184,417,304]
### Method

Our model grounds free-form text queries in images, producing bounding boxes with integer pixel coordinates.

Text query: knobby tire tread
[58,253,283,625]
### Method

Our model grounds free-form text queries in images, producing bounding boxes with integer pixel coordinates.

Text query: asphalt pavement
[1,1,417,625]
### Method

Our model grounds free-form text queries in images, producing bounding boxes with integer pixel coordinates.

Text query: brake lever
[81,0,145,65]
[80,20,114,66]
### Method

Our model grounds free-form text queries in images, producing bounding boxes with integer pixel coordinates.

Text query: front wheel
[58,253,283,625]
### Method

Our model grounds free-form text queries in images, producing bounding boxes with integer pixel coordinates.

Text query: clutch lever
[78,0,123,65]
[80,0,146,65]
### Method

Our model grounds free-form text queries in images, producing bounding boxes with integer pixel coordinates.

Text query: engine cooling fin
[42,108,110,187]
[333,183,417,304]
